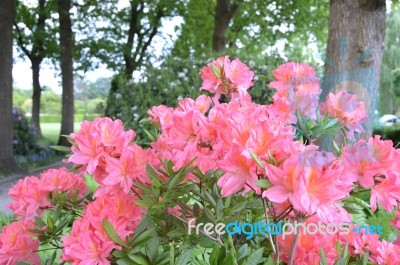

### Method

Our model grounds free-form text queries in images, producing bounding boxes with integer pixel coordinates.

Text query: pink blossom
[62,193,142,264]
[269,62,321,122]
[200,56,254,99]
[103,145,151,193]
[321,90,367,140]
[263,149,350,218]
[40,167,87,197]
[8,176,50,220]
[371,240,400,264]
[69,118,135,178]
[0,220,40,265]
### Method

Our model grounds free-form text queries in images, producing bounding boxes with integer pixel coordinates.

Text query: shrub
[3,58,400,265]
[12,107,42,156]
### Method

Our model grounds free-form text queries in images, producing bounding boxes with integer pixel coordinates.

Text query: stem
[261,197,277,255]
[288,222,300,265]
[276,206,293,222]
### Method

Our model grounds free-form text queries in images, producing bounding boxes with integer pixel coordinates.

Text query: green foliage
[392,68,400,97]
[173,0,329,64]
[373,126,400,147]
[380,8,400,114]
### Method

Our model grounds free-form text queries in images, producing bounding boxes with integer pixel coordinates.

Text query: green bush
[13,107,42,156]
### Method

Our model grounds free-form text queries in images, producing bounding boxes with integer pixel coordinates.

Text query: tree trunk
[57,0,74,147]
[212,0,240,53]
[0,0,19,172]
[31,58,42,138]
[321,0,386,143]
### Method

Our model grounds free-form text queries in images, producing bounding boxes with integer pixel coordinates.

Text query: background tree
[213,0,240,52]
[14,0,57,137]
[322,0,386,141]
[0,0,18,172]
[57,0,74,146]
[380,7,400,115]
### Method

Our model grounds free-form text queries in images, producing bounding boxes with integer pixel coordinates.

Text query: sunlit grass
[41,122,81,144]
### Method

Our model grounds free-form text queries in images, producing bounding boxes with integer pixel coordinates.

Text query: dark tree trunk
[0,0,18,172]
[212,0,240,53]
[321,0,386,144]
[57,0,74,147]
[31,58,42,137]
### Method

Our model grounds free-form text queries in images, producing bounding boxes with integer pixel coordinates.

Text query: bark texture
[322,0,386,142]
[0,0,18,172]
[212,0,240,52]
[57,0,74,146]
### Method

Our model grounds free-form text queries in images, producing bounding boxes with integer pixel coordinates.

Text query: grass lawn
[41,122,82,143]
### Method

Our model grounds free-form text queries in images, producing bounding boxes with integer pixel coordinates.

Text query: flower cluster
[8,168,87,220]
[0,220,40,265]
[62,192,141,264]
[2,57,400,265]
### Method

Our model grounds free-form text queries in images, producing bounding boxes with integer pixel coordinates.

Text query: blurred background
[1,0,399,176]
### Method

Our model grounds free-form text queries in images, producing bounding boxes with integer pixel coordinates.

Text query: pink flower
[103,144,151,193]
[40,167,87,197]
[200,56,254,99]
[69,118,135,178]
[370,175,400,212]
[8,176,50,220]
[338,224,380,256]
[390,210,400,230]
[269,62,321,122]
[62,193,142,264]
[0,220,40,265]
[278,216,339,265]
[371,240,400,264]
[263,149,351,218]
[217,144,258,196]
[321,90,367,140]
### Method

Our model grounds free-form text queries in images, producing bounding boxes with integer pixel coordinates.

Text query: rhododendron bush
[2,57,400,265]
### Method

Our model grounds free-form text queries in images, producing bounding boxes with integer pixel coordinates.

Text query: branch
[14,22,33,60]
[137,8,163,64]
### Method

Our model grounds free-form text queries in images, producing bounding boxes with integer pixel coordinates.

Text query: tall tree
[14,0,57,137]
[380,8,400,115]
[213,0,240,52]
[57,0,74,146]
[321,0,386,140]
[0,0,18,172]
[76,0,178,77]
[173,0,329,64]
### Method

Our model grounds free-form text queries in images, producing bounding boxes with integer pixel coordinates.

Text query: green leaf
[244,248,264,265]
[255,179,272,189]
[47,215,54,230]
[175,249,192,265]
[362,251,369,265]
[127,254,149,265]
[210,63,221,78]
[209,245,221,265]
[146,164,163,188]
[102,219,127,248]
[50,145,71,153]
[132,228,155,246]
[320,248,327,265]
[248,150,265,170]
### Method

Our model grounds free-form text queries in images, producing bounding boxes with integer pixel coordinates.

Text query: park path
[0,161,69,213]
